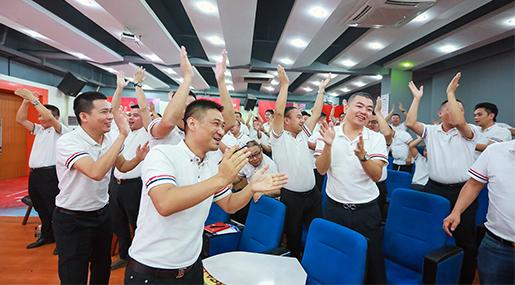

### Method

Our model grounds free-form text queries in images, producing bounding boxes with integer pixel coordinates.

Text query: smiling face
[284,108,304,134]
[186,108,225,151]
[128,108,143,131]
[345,95,374,128]
[391,114,401,126]
[79,99,113,134]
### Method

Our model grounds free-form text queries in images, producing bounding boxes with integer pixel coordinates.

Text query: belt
[114,177,141,185]
[486,229,515,248]
[329,197,378,211]
[428,179,466,189]
[56,205,108,216]
[127,258,196,279]
[282,188,316,197]
[30,165,56,173]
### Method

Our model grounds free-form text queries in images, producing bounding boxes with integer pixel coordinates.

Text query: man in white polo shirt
[390,129,413,172]
[473,102,511,155]
[126,100,287,284]
[14,88,69,249]
[270,65,329,258]
[316,92,388,284]
[54,91,147,284]
[406,73,480,284]
[443,140,515,284]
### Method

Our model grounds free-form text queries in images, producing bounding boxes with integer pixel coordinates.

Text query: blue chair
[387,156,394,170]
[206,196,286,255]
[204,203,229,226]
[384,189,463,284]
[386,169,413,200]
[302,218,367,285]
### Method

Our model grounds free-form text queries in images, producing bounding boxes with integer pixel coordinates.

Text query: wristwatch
[359,152,370,162]
[132,81,143,88]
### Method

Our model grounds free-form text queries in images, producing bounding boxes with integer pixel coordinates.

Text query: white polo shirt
[263,122,271,134]
[148,118,184,147]
[129,140,231,269]
[315,126,388,204]
[239,155,278,180]
[29,123,69,168]
[422,124,479,184]
[55,127,116,211]
[476,124,511,144]
[412,154,429,186]
[240,123,250,136]
[392,122,407,132]
[250,130,271,147]
[467,140,515,242]
[391,130,413,165]
[271,125,315,192]
[233,132,252,147]
[113,127,151,180]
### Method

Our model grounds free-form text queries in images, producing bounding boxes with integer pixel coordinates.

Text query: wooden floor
[0,216,125,284]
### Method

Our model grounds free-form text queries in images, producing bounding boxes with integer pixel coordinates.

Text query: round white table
[203,251,307,284]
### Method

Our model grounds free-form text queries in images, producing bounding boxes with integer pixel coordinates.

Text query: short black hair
[183,99,224,131]
[265,109,274,115]
[44,104,60,118]
[235,111,242,117]
[474,102,498,122]
[171,91,197,99]
[348,92,374,107]
[246,140,261,149]
[391,113,401,118]
[301,111,311,117]
[320,112,327,118]
[440,99,463,107]
[284,106,297,118]
[73,91,107,125]
[130,104,140,109]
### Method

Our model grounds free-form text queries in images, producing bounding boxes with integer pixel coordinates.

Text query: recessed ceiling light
[162,67,176,75]
[400,61,415,69]
[144,53,162,62]
[372,74,383,80]
[69,52,90,60]
[340,59,356,67]
[279,58,293,65]
[328,92,338,96]
[438,44,458,53]
[311,81,320,86]
[290,38,308,48]
[195,1,217,14]
[271,80,279,85]
[207,35,225,46]
[353,81,365,87]
[505,17,515,26]
[23,29,45,39]
[264,86,274,91]
[323,73,337,79]
[309,6,328,18]
[75,0,98,8]
[341,87,350,92]
[225,79,233,84]
[412,13,429,23]
[348,23,359,27]
[367,42,384,50]
[303,87,313,92]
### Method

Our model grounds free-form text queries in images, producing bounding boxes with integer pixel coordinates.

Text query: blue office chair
[206,196,286,256]
[204,203,230,226]
[384,189,463,284]
[386,169,413,200]
[387,156,394,170]
[302,218,367,285]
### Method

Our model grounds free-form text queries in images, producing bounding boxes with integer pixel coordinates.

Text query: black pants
[53,205,112,285]
[314,169,326,192]
[424,179,478,284]
[280,187,322,257]
[325,197,386,284]
[392,163,413,173]
[28,166,59,241]
[109,178,142,259]
[124,257,203,285]
[376,180,388,221]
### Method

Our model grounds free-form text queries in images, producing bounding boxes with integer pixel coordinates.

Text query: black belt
[428,179,466,189]
[329,197,378,211]
[114,177,141,185]
[127,257,196,279]
[56,205,108,216]
[282,187,316,197]
[486,229,515,248]
[30,165,56,173]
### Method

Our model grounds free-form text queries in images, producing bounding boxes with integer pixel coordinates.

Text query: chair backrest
[238,196,286,253]
[302,218,367,285]
[204,203,230,226]
[387,156,394,169]
[475,186,489,225]
[386,169,413,200]
[384,189,450,274]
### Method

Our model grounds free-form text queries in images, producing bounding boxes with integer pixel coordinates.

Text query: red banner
[198,97,241,111]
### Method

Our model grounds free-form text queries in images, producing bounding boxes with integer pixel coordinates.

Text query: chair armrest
[423,246,463,284]
[263,247,291,256]
[202,231,242,257]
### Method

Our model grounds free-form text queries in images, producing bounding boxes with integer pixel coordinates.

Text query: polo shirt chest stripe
[65,152,89,169]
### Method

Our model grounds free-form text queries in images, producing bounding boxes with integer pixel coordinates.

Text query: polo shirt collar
[77,126,106,146]
[436,123,458,134]
[337,123,370,142]
[178,140,208,165]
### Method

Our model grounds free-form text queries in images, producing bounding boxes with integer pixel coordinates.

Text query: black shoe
[53,247,58,255]
[111,258,128,270]
[26,237,53,249]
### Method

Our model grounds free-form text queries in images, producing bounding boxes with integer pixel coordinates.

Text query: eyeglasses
[248,152,262,160]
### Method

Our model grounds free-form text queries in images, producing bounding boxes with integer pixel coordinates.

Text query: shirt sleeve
[213,185,232,202]
[141,146,177,193]
[59,123,71,134]
[31,123,43,135]
[147,118,162,138]
[421,123,431,140]
[468,147,490,184]
[401,131,413,145]
[368,133,388,163]
[56,136,91,170]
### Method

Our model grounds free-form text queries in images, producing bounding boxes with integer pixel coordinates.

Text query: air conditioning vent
[242,73,273,84]
[351,5,373,22]
[385,0,424,7]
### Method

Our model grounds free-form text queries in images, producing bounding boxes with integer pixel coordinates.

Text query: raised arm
[215,49,237,132]
[151,46,193,138]
[14,89,61,133]
[446,72,474,139]
[384,107,394,122]
[409,136,423,158]
[304,76,330,132]
[115,142,149,173]
[315,121,335,175]
[271,65,289,135]
[132,67,152,129]
[111,70,128,115]
[374,97,393,145]
[405,81,425,136]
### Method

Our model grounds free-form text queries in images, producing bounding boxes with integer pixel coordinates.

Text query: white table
[203,251,306,284]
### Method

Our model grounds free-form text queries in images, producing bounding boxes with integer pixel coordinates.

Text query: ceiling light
[227,85,234,91]
[264,86,274,92]
[372,74,383,80]
[144,53,162,62]
[75,0,98,8]
[162,67,176,75]
[279,58,293,65]
[290,38,308,48]
[309,6,328,18]
[142,84,153,90]
[303,87,313,92]
[328,92,338,96]
[412,13,429,23]
[195,1,217,14]
[225,79,233,84]
[367,42,384,50]
[270,71,278,76]
[505,17,515,26]
[311,81,320,86]
[224,70,231,76]
[175,77,184,83]
[400,61,415,69]
[341,87,350,92]
[69,51,90,60]
[438,44,458,53]
[348,23,359,27]
[340,59,356,67]
[323,73,337,79]
[207,35,225,46]
[271,80,279,85]
[23,29,46,39]
[353,81,365,87]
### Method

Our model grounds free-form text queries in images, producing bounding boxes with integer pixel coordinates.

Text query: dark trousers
[109,178,142,259]
[28,166,59,241]
[392,163,413,173]
[314,169,326,192]
[124,257,203,285]
[280,187,322,257]
[376,180,388,221]
[325,197,386,284]
[424,179,478,284]
[53,205,112,285]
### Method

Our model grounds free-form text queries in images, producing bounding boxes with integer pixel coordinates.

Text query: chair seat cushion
[386,259,422,285]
